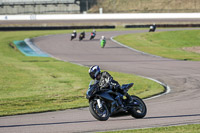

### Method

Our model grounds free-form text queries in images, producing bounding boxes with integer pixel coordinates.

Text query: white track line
[110,36,171,100]
[31,33,171,100]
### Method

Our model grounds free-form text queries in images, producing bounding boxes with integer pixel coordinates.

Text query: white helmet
[102,36,105,39]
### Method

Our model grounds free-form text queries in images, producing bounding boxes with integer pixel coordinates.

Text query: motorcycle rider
[88,65,133,107]
[92,29,96,35]
[72,30,77,37]
[79,31,85,41]
[100,36,106,48]
[71,30,77,40]
[100,36,106,42]
[90,29,96,40]
[81,31,85,38]
[149,23,156,32]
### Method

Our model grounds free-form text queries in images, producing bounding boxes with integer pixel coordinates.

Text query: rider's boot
[126,94,133,103]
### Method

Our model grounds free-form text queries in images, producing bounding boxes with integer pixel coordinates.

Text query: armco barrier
[0,25,115,31]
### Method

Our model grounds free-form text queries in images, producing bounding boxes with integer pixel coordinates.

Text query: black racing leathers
[97,71,121,92]
[96,71,126,107]
[97,71,132,96]
[95,71,133,106]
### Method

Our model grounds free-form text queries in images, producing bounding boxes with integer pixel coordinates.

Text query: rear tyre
[89,99,110,121]
[129,95,147,118]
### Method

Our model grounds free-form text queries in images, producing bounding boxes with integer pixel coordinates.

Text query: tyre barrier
[125,24,200,28]
[0,25,115,31]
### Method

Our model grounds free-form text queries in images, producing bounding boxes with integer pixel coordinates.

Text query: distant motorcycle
[90,32,96,40]
[149,24,156,32]
[100,36,106,48]
[79,32,85,41]
[86,81,147,121]
[71,31,77,41]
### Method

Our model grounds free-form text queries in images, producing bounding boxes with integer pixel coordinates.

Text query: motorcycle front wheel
[129,95,147,118]
[89,99,110,121]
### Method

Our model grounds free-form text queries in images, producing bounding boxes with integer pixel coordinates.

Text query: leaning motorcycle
[90,32,96,40]
[79,32,85,41]
[86,81,147,121]
[100,39,106,48]
[149,25,156,32]
[71,33,76,41]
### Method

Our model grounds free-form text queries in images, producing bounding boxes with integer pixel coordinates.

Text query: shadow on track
[105,46,125,49]
[0,120,97,128]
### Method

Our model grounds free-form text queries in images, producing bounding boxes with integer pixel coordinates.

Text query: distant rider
[79,31,85,41]
[91,29,96,37]
[71,30,77,40]
[149,23,156,32]
[80,31,85,38]
[72,30,77,37]
[100,36,106,48]
[90,29,96,40]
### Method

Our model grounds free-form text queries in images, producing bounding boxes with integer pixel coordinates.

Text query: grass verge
[100,124,200,133]
[114,30,200,61]
[89,0,200,13]
[0,28,164,116]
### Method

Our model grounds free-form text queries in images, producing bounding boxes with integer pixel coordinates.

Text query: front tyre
[129,95,147,118]
[89,99,110,121]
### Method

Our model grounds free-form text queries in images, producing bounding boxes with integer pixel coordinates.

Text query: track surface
[1,28,200,133]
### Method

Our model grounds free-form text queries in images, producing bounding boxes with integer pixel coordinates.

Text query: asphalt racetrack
[1,28,200,133]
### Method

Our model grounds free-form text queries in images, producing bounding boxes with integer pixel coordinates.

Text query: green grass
[89,0,200,13]
[0,29,164,116]
[114,30,200,61]
[100,124,200,133]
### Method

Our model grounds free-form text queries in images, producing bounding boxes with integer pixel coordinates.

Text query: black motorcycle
[79,32,85,41]
[149,24,156,32]
[86,81,147,121]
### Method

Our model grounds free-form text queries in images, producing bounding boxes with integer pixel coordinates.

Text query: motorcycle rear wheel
[129,95,147,118]
[89,99,110,121]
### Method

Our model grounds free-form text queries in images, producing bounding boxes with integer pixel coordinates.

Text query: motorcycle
[100,39,106,48]
[79,32,85,41]
[149,24,156,32]
[90,32,96,40]
[86,81,147,121]
[71,32,77,41]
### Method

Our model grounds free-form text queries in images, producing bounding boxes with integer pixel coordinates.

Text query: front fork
[97,99,102,109]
